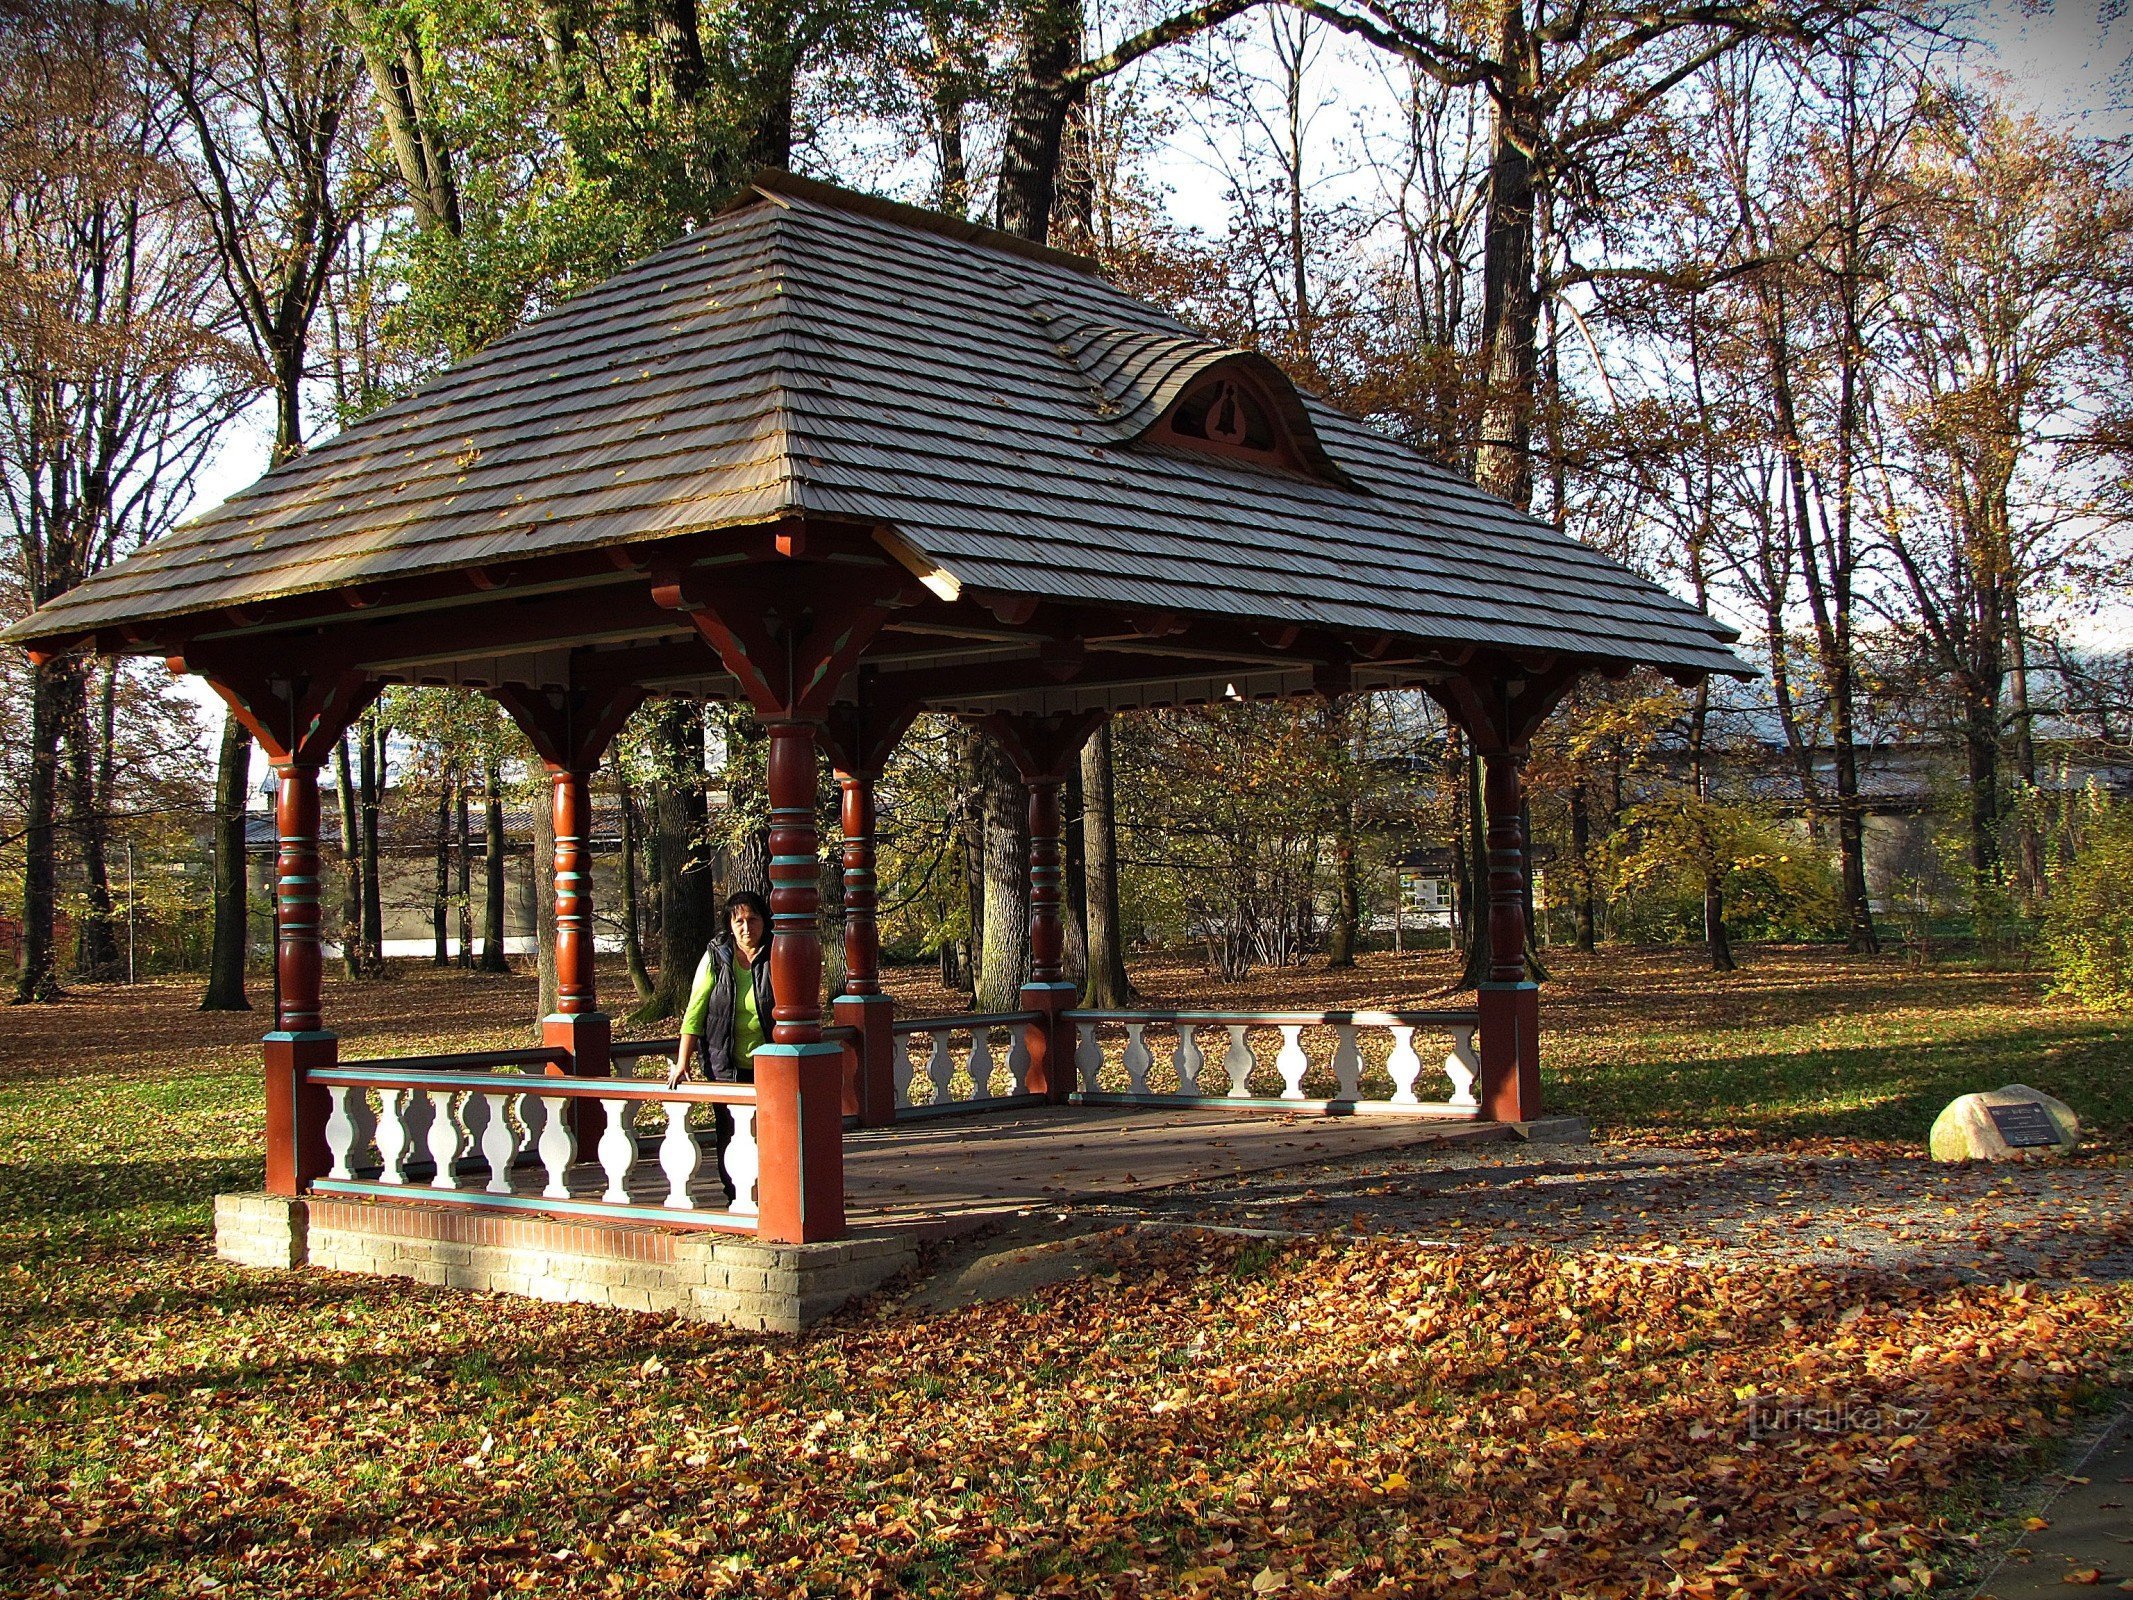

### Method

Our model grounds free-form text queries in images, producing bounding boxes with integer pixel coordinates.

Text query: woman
[667,891,772,1203]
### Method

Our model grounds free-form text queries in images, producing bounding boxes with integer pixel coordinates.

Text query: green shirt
[679,946,769,1066]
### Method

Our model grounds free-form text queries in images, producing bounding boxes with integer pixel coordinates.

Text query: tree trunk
[64,665,119,978]
[1570,776,1596,953]
[975,740,1029,1012]
[456,779,473,967]
[360,716,384,970]
[13,658,68,1003]
[201,709,252,1011]
[1965,678,2002,920]
[641,702,711,1020]
[334,736,363,978]
[1325,700,1359,968]
[432,781,451,966]
[1471,5,1540,508]
[1080,720,1134,1006]
[2009,601,2043,905]
[480,759,509,971]
[994,0,1080,241]
[1457,748,1490,989]
[617,768,654,1001]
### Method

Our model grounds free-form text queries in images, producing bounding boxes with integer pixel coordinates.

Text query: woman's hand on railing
[665,1034,696,1091]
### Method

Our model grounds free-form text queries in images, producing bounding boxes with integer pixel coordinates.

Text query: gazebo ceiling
[6,171,1746,713]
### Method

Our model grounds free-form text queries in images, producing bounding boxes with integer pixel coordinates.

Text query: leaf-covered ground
[2,947,2129,1598]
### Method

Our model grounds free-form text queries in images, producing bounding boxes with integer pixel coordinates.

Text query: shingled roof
[7,172,1742,681]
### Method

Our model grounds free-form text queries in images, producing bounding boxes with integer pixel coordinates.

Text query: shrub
[2045,801,2133,1008]
[1607,799,1842,945]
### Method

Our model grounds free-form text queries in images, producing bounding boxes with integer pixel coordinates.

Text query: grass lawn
[1,944,2128,1597]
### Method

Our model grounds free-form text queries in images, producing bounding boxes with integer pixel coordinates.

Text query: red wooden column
[174,658,381,1196]
[1478,748,1540,1122]
[752,719,847,1240]
[821,699,919,1128]
[653,561,910,1242]
[1432,665,1580,1125]
[544,764,607,1077]
[981,710,1106,1104]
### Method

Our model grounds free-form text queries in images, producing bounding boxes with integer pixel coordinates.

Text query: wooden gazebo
[7,174,1740,1323]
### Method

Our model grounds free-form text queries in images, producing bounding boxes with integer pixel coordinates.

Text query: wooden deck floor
[843,1105,1509,1231]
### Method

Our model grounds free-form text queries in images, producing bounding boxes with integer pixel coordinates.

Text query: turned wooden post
[550,766,598,1015]
[1027,777,1066,985]
[754,719,846,1240]
[1477,747,1541,1122]
[264,760,335,1193]
[833,770,897,1127]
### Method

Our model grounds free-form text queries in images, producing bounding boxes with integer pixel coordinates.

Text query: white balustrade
[376,1089,412,1183]
[659,1103,701,1209]
[597,1098,637,1202]
[890,1015,1045,1116]
[1275,1025,1309,1100]
[1223,1027,1254,1097]
[726,1105,760,1216]
[324,1085,374,1181]
[1065,1010,1488,1115]
[480,1092,516,1194]
[539,1094,575,1198]
[1445,1028,1479,1109]
[1077,1026,1102,1093]
[1123,1023,1152,1094]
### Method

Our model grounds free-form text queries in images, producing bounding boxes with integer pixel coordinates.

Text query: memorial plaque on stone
[1985,1100,2060,1149]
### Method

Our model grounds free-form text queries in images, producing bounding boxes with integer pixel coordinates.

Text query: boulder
[1928,1083,2080,1163]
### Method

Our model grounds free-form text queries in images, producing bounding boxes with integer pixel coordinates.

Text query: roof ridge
[738,169,1104,279]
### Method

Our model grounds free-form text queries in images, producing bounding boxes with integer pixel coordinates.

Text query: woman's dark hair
[724,890,770,927]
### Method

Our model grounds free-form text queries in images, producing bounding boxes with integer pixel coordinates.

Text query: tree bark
[641,701,712,1020]
[456,778,473,967]
[200,709,252,1011]
[1570,776,1596,953]
[360,715,385,970]
[975,739,1030,1012]
[1063,756,1088,981]
[1471,1,1540,508]
[432,780,451,966]
[1324,700,1359,968]
[480,758,509,971]
[64,664,118,978]
[1079,720,1134,1006]
[994,0,1081,240]
[617,768,654,1001]
[334,735,363,978]
[13,659,68,1003]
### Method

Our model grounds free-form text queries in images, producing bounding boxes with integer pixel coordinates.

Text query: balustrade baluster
[1077,1024,1103,1092]
[480,1092,516,1194]
[891,1032,916,1108]
[513,1091,545,1155]
[325,1086,374,1181]
[1331,1025,1363,1101]
[927,1031,955,1105]
[1007,1028,1030,1095]
[376,1089,412,1184]
[1445,1028,1480,1108]
[1275,1025,1309,1099]
[1223,1025,1254,1097]
[1387,1027,1423,1104]
[427,1090,465,1190]
[538,1094,574,1198]
[402,1089,435,1180]
[597,1097,637,1203]
[1116,1022,1148,1094]
[1174,1026,1206,1097]
[970,1028,997,1101]
[659,1100,701,1209]
[725,1105,760,1216]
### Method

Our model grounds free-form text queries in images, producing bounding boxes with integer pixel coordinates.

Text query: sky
[163,0,2133,779]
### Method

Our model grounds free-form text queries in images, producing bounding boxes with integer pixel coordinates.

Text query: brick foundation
[214,1192,916,1332]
